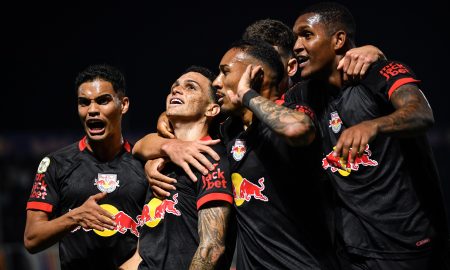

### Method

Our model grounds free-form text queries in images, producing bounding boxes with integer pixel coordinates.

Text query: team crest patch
[329,111,343,133]
[95,174,120,193]
[37,157,51,173]
[231,139,246,161]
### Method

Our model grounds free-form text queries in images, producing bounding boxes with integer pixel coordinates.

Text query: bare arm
[234,65,315,146]
[338,45,386,80]
[334,84,433,163]
[248,95,315,146]
[119,241,142,270]
[24,192,115,253]
[190,204,232,270]
[133,133,220,181]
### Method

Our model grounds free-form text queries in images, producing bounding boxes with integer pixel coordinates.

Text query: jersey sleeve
[361,60,420,101]
[26,156,60,214]
[196,145,233,210]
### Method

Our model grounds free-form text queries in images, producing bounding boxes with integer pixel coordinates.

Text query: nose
[87,102,100,116]
[212,75,222,89]
[293,37,304,56]
[171,85,183,95]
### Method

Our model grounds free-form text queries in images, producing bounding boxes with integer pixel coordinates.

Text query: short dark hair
[300,2,356,44]
[230,39,284,87]
[75,64,126,97]
[242,19,295,59]
[183,65,218,103]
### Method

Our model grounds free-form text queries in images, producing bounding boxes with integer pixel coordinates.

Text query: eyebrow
[78,93,113,100]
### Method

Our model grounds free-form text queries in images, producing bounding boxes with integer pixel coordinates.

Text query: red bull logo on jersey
[137,193,181,228]
[231,139,246,161]
[95,173,120,193]
[231,173,268,207]
[322,145,378,176]
[329,111,343,133]
[71,204,140,237]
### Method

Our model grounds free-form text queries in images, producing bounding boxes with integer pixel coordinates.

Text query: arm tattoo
[374,84,434,136]
[190,205,231,270]
[248,96,315,145]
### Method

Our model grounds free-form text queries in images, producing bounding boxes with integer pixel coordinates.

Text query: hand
[161,139,220,181]
[338,45,385,81]
[333,120,378,163]
[145,158,176,198]
[228,64,263,104]
[156,112,175,139]
[70,192,116,231]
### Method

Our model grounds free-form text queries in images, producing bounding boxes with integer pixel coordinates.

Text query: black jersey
[27,137,148,270]
[285,60,449,259]
[220,104,337,269]
[138,140,235,270]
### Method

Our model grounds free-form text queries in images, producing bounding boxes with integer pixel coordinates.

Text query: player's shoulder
[47,141,81,162]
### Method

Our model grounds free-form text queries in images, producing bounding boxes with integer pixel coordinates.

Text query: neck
[172,118,209,141]
[86,133,124,162]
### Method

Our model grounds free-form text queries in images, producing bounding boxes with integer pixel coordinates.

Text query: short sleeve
[26,156,59,214]
[361,60,420,100]
[196,145,233,210]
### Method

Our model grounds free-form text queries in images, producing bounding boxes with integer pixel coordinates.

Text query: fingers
[179,162,198,182]
[152,186,170,199]
[158,126,176,139]
[91,192,108,201]
[198,138,220,146]
[197,144,220,162]
[149,177,176,197]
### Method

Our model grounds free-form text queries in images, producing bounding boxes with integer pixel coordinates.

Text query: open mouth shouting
[86,119,106,135]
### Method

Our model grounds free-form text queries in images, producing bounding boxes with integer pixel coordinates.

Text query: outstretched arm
[24,192,115,253]
[190,203,233,270]
[133,133,220,180]
[334,84,433,163]
[231,64,315,146]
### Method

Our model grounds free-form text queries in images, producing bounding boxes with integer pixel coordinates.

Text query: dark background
[1,1,449,269]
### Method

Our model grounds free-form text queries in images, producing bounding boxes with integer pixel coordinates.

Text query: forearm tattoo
[249,96,314,144]
[375,84,433,135]
[190,205,231,270]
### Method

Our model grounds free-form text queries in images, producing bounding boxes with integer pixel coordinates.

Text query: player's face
[166,72,214,121]
[293,12,336,79]
[213,48,249,114]
[77,79,128,142]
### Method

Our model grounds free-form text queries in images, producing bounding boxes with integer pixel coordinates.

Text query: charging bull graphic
[232,173,268,207]
[137,193,181,228]
[322,145,378,176]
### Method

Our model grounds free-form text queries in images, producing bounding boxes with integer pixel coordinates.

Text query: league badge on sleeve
[95,173,120,193]
[231,139,246,161]
[37,157,51,173]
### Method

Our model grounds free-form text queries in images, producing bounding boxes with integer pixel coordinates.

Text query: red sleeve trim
[388,78,420,98]
[26,201,53,213]
[197,193,233,210]
[200,135,212,141]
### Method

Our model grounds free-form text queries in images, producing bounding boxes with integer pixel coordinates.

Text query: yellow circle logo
[94,204,119,237]
[232,173,245,206]
[144,198,164,228]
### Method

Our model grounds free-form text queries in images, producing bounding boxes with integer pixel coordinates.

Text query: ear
[334,30,346,51]
[287,57,298,77]
[205,103,220,118]
[121,97,130,114]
